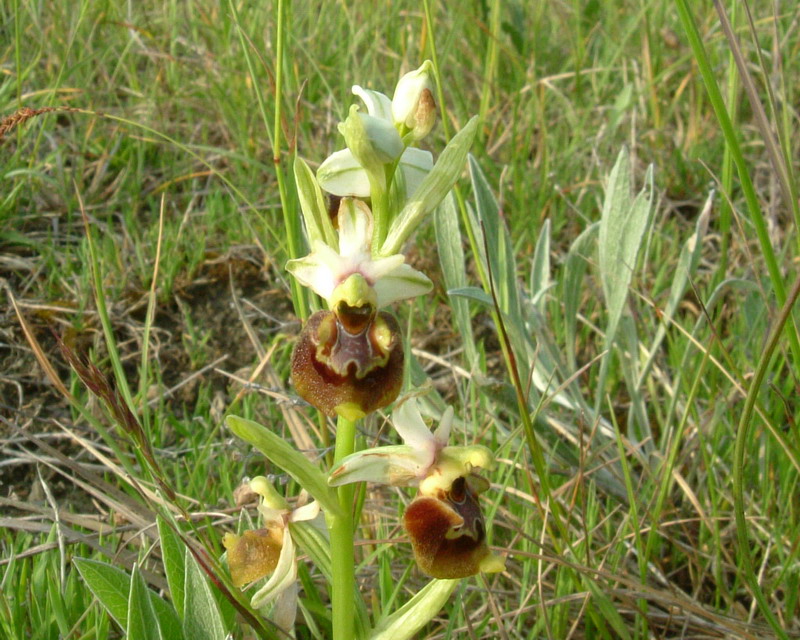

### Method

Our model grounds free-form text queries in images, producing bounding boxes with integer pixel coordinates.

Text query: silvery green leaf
[73,558,183,639]
[369,579,459,640]
[598,147,654,348]
[529,218,551,310]
[294,156,337,248]
[73,557,131,630]
[468,155,521,325]
[157,515,186,621]
[448,286,493,306]
[563,223,598,372]
[435,192,477,362]
[466,155,531,390]
[226,415,342,517]
[182,547,226,640]
[618,313,649,446]
[380,116,479,255]
[595,147,654,409]
[128,564,163,640]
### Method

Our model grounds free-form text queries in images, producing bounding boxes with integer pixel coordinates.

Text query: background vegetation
[1,0,798,637]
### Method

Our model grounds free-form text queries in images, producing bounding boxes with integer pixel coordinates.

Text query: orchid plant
[226,61,503,640]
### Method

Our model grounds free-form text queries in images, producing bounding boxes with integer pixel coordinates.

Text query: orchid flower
[329,399,505,578]
[287,198,430,419]
[223,477,320,636]
[286,197,432,311]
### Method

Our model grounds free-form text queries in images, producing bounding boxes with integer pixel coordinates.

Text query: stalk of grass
[716,0,800,240]
[227,0,308,321]
[77,187,136,419]
[136,195,165,432]
[674,0,800,361]
[732,273,800,640]
[477,0,501,144]
[715,0,739,284]
[610,406,648,638]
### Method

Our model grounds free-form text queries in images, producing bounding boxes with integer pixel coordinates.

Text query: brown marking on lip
[403,477,490,579]
[291,310,403,417]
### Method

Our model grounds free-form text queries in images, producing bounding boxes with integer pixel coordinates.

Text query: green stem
[329,415,358,640]
[370,173,390,255]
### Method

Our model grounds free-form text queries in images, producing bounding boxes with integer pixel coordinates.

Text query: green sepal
[226,415,342,518]
[294,156,337,249]
[380,116,479,256]
[369,579,459,640]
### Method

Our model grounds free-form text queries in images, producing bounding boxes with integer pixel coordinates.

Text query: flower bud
[291,309,404,420]
[391,60,437,140]
[338,104,403,172]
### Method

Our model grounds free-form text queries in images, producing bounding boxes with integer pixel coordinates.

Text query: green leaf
[128,564,163,640]
[182,548,226,640]
[74,558,183,640]
[562,223,598,372]
[595,147,654,409]
[74,557,131,629]
[529,218,551,309]
[157,515,186,621]
[226,415,342,517]
[369,579,459,640]
[294,156,336,249]
[597,147,654,347]
[381,116,479,255]
[448,286,493,306]
[434,192,477,363]
[467,154,521,324]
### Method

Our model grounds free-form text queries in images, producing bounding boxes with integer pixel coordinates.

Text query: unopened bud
[392,61,437,140]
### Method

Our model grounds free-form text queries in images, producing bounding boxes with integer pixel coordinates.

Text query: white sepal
[352,85,393,121]
[328,445,429,487]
